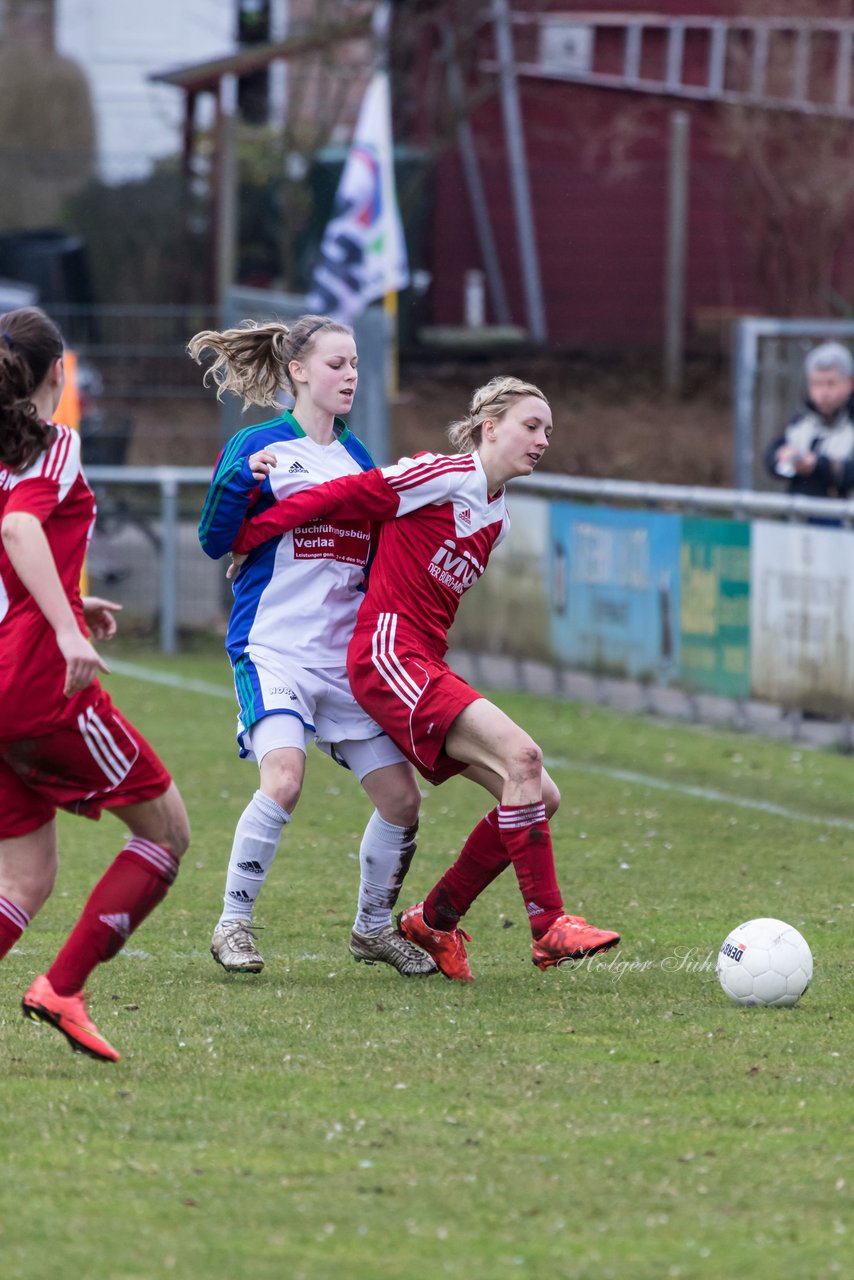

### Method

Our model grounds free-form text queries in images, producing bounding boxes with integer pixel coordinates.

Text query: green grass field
[2,641,851,1280]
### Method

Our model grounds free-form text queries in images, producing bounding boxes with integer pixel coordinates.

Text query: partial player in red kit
[0,307,190,1061]
[231,375,620,979]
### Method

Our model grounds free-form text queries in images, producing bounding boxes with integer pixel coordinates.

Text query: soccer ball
[716,918,813,1007]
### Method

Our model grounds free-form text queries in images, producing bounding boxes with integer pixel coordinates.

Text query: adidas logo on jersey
[288,461,308,474]
[458,507,471,525]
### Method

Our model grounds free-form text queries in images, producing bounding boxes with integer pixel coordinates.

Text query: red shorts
[347,618,481,785]
[0,686,172,839]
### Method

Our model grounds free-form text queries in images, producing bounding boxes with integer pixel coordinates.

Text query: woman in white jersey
[230,376,621,980]
[192,315,434,978]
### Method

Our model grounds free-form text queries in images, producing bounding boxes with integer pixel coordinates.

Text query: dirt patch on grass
[392,351,734,486]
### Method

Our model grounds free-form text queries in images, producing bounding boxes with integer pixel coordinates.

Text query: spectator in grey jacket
[765,342,854,497]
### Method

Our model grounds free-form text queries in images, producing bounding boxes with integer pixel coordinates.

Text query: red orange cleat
[22,974,120,1062]
[397,902,473,981]
[532,915,621,970]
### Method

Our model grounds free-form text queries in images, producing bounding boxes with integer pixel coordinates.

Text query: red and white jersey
[0,425,97,737]
[234,450,510,658]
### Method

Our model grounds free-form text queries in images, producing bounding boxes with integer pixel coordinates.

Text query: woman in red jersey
[0,307,190,1062]
[231,376,620,979]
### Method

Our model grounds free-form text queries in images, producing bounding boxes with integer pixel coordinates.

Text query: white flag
[306,70,409,322]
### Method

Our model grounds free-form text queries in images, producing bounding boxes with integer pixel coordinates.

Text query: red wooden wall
[418,2,852,347]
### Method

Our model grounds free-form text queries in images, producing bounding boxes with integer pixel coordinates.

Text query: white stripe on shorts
[370,613,423,709]
[77,706,137,790]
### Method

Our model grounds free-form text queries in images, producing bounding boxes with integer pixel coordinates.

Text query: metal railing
[86,465,854,655]
[87,465,212,654]
[514,470,854,524]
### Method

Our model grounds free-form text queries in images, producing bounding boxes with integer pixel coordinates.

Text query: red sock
[0,896,30,960]
[497,803,564,938]
[47,837,179,996]
[423,809,509,930]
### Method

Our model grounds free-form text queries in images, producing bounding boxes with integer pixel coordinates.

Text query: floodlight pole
[443,25,511,326]
[490,0,546,341]
[375,2,400,403]
[215,73,239,310]
[663,110,690,396]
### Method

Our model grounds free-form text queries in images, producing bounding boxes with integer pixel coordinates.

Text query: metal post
[352,306,390,464]
[835,29,852,112]
[732,320,758,490]
[665,23,685,91]
[216,74,239,309]
[443,26,512,326]
[708,22,727,96]
[490,0,547,341]
[625,23,643,83]
[663,110,690,395]
[160,473,179,654]
[751,25,769,100]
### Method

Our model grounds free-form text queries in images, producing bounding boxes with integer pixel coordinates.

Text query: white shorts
[233,652,406,781]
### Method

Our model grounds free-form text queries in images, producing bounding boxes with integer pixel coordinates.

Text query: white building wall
[55,0,237,183]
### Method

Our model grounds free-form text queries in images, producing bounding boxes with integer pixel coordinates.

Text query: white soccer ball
[716,917,813,1007]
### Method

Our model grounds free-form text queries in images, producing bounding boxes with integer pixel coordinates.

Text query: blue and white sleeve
[198,452,264,559]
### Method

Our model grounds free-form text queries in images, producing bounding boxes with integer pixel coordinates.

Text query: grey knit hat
[805,341,854,378]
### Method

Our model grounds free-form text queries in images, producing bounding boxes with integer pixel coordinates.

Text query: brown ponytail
[0,307,63,473]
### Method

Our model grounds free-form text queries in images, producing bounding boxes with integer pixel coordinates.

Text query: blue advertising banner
[549,504,682,682]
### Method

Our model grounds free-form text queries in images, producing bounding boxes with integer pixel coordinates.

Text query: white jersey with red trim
[235,450,510,659]
[0,425,96,736]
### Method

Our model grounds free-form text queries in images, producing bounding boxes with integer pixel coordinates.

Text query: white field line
[545,756,854,833]
[111,660,234,700]
[111,661,854,834]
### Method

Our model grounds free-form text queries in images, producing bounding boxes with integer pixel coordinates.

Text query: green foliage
[2,644,852,1279]
[234,126,314,291]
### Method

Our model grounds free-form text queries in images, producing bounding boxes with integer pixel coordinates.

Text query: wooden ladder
[488,11,854,118]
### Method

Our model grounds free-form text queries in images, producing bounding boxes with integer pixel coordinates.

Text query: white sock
[353,811,418,935]
[218,790,290,927]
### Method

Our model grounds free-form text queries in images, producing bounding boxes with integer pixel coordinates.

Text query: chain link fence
[50,295,391,471]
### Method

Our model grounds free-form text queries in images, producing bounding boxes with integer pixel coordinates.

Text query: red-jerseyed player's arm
[0,511,109,696]
[233,468,401,554]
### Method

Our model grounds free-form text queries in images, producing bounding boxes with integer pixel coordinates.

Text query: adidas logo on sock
[237,860,265,874]
[227,890,253,903]
[288,460,308,474]
[99,912,131,939]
